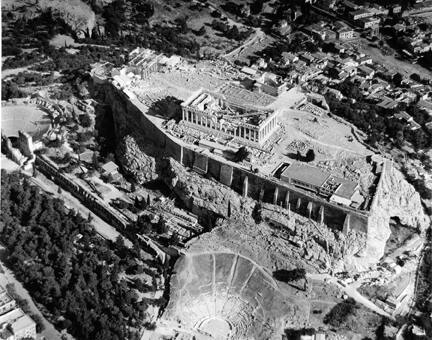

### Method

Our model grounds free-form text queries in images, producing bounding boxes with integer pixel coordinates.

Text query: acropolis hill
[91,48,429,272]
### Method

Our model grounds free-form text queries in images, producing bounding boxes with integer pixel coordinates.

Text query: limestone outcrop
[158,158,255,218]
[348,161,430,271]
[115,134,158,184]
[39,0,96,36]
[6,0,96,37]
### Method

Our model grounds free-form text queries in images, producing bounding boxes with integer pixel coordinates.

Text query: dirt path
[222,29,263,60]
[308,273,394,319]
[29,172,133,247]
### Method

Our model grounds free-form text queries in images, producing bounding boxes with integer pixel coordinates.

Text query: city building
[282,52,299,65]
[181,85,279,146]
[101,161,122,182]
[357,65,375,78]
[350,9,374,20]
[358,17,381,29]
[0,289,15,317]
[0,308,36,340]
[255,72,288,96]
[334,22,355,40]
[377,97,399,110]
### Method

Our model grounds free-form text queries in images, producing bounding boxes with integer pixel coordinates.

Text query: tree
[175,17,189,34]
[305,149,315,162]
[196,26,206,36]
[323,298,358,327]
[251,0,264,15]
[273,268,306,283]
[79,114,92,128]
[156,216,168,234]
[393,72,403,86]
[410,73,421,82]
[252,203,263,224]
[234,146,249,162]
[170,233,180,246]
[136,2,154,19]
[0,171,151,340]
[115,235,125,250]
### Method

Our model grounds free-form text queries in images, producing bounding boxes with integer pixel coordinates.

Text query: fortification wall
[105,83,183,162]
[105,82,369,234]
[183,148,368,232]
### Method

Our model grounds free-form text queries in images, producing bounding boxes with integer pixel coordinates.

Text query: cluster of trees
[37,45,125,73]
[211,20,251,41]
[233,146,250,162]
[256,35,317,66]
[103,0,126,37]
[325,80,432,150]
[2,50,45,70]
[0,171,159,339]
[1,81,25,101]
[2,43,22,56]
[273,268,307,291]
[297,149,315,162]
[14,71,54,87]
[79,114,92,128]
[323,298,358,327]
[401,166,432,200]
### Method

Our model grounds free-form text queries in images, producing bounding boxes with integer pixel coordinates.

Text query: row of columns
[255,183,328,226]
[242,176,356,234]
[184,109,216,130]
[183,108,262,143]
[259,115,277,142]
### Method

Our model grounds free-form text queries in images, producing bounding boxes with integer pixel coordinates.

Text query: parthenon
[181,85,279,146]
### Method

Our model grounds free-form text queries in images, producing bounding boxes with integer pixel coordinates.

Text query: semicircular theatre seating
[164,252,279,339]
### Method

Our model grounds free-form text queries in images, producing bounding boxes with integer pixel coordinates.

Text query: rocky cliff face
[39,0,96,36]
[115,134,158,184]
[348,162,430,271]
[157,158,255,218]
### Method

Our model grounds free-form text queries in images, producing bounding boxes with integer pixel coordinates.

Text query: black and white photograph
[1,0,432,339]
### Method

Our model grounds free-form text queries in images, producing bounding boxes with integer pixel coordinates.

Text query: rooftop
[377,97,398,109]
[0,308,34,333]
[281,163,330,188]
[332,177,359,199]
[101,161,119,174]
[351,8,372,16]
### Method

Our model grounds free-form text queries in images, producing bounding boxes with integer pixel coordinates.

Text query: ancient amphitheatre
[163,251,299,339]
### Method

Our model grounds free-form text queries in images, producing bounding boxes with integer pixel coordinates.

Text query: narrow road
[28,172,133,247]
[308,273,394,319]
[1,156,132,247]
[222,29,264,60]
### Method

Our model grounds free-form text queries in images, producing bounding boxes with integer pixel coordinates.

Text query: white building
[0,308,36,340]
